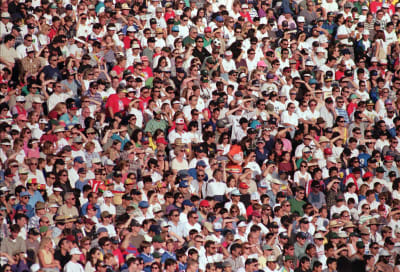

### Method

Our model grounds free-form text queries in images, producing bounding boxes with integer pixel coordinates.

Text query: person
[64,248,84,272]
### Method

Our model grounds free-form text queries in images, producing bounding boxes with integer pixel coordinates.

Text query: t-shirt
[289,198,306,216]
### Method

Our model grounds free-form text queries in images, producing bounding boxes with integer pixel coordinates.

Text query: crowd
[3,0,400,271]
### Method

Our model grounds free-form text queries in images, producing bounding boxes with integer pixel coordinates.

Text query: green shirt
[144,119,169,135]
[289,198,306,216]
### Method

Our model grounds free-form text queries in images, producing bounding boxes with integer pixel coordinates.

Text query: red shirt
[105,94,125,116]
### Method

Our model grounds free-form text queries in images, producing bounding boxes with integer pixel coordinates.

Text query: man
[54,238,72,269]
[28,201,46,229]
[183,211,202,238]
[265,255,279,272]
[121,219,144,251]
[47,81,74,112]
[0,34,18,70]
[59,192,79,218]
[21,46,41,76]
[199,240,224,271]
[280,255,295,272]
[27,158,46,185]
[289,187,307,216]
[192,36,211,64]
[0,224,26,256]
[144,108,169,136]
[16,34,35,59]
[64,248,84,272]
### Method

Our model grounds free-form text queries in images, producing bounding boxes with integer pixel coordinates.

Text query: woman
[171,145,188,174]
[393,178,400,200]
[38,237,60,272]
[155,150,169,173]
[54,169,72,193]
[278,151,294,176]
[84,141,101,166]
[20,127,32,151]
[280,102,299,138]
[187,121,201,144]
[7,138,25,164]
[48,102,67,120]
[218,132,231,155]
[131,129,143,147]
[373,30,388,61]
[38,24,51,48]
[294,162,311,187]
[344,182,359,206]
[84,247,102,272]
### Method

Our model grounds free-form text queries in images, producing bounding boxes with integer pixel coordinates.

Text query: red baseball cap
[239,182,249,189]
[363,172,373,179]
[199,200,210,207]
[384,155,394,161]
[324,148,333,155]
[156,138,168,145]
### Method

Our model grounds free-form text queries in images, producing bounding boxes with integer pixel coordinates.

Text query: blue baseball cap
[97,227,108,234]
[196,160,207,167]
[20,191,30,197]
[139,201,149,208]
[172,25,179,32]
[74,156,84,163]
[179,180,189,188]
[182,199,194,206]
[216,16,224,22]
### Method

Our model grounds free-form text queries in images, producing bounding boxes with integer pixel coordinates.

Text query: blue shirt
[75,179,88,192]
[81,202,101,218]
[335,107,350,123]
[161,251,176,263]
[138,253,153,272]
[28,191,44,211]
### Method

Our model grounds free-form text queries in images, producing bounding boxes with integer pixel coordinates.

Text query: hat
[35,202,45,210]
[1,12,11,18]
[251,192,260,201]
[28,228,40,236]
[152,235,164,243]
[368,218,382,226]
[238,221,247,228]
[175,118,185,125]
[179,180,189,188]
[380,249,390,256]
[101,211,112,219]
[262,244,273,250]
[239,182,249,189]
[139,201,149,208]
[376,167,385,173]
[72,157,85,165]
[97,227,108,234]
[216,16,224,22]
[213,222,223,231]
[19,167,29,174]
[199,199,210,207]
[171,25,179,32]
[297,16,305,23]
[231,189,241,196]
[70,248,82,255]
[329,220,340,228]
[196,160,207,167]
[314,233,324,239]
[359,172,372,180]
[305,60,314,66]
[20,191,30,198]
[103,191,113,198]
[266,256,277,262]
[284,255,295,261]
[182,199,194,206]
